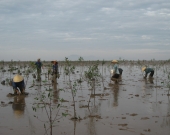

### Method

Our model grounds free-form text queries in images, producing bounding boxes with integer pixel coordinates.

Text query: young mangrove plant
[70,81,79,120]
[32,87,68,135]
[78,56,84,77]
[161,68,170,96]
[64,57,75,81]
[64,57,81,120]
[101,59,106,75]
[101,59,106,89]
[84,62,101,107]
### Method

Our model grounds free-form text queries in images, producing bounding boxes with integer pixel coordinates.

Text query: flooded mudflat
[0,61,170,135]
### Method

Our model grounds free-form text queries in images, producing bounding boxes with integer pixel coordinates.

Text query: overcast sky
[0,0,170,61]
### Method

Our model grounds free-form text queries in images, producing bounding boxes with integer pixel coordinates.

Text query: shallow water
[0,62,170,135]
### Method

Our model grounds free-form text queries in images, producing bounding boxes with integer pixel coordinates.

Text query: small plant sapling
[32,87,68,135]
[70,81,78,120]
[84,62,101,107]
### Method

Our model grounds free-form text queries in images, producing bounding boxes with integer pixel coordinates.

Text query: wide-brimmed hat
[13,74,24,82]
[111,60,118,63]
[142,66,146,71]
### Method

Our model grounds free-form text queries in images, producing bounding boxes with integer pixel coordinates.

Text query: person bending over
[142,66,154,78]
[12,74,25,95]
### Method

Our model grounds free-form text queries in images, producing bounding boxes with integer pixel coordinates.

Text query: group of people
[12,59,58,95]
[34,59,59,77]
[111,59,154,82]
[12,59,154,95]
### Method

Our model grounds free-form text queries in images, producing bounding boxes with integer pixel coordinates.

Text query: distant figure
[12,74,25,95]
[111,60,120,81]
[142,66,154,78]
[35,58,43,80]
[51,60,59,82]
[51,60,58,75]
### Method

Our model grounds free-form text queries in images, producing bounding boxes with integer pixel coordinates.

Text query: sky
[0,0,170,61]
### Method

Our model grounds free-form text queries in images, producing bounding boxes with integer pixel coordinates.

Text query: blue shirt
[112,64,120,74]
[35,61,42,69]
[52,64,58,73]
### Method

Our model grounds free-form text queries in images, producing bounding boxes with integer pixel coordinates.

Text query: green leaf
[59,89,65,92]
[34,97,39,100]
[60,98,64,102]
[62,113,68,117]
[57,104,60,108]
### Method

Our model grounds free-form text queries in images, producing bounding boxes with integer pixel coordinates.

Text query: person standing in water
[51,60,59,82]
[35,58,43,80]
[51,60,58,76]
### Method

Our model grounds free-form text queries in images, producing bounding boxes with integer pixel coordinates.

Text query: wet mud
[0,61,170,135]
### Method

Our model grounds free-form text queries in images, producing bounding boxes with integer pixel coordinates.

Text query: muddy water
[0,63,170,135]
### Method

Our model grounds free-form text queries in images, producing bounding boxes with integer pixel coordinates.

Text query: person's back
[12,74,25,95]
[145,68,154,74]
[142,67,154,78]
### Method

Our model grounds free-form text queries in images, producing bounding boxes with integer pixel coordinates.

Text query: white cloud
[141,35,151,40]
[64,37,95,41]
[0,0,170,60]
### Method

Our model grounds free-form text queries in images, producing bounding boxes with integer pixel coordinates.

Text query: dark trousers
[112,74,120,79]
[37,68,41,79]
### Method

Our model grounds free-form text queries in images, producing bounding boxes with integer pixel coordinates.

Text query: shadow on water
[111,83,119,107]
[52,80,60,104]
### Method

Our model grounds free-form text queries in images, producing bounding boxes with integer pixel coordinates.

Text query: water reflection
[144,78,154,84]
[111,84,119,107]
[86,87,101,135]
[87,116,97,135]
[52,81,59,104]
[72,120,77,135]
[12,96,25,118]
[86,105,98,135]
[142,78,154,93]
[161,96,170,128]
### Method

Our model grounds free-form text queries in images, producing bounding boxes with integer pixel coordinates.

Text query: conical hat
[111,60,118,63]
[51,60,57,64]
[142,66,146,71]
[13,74,23,82]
